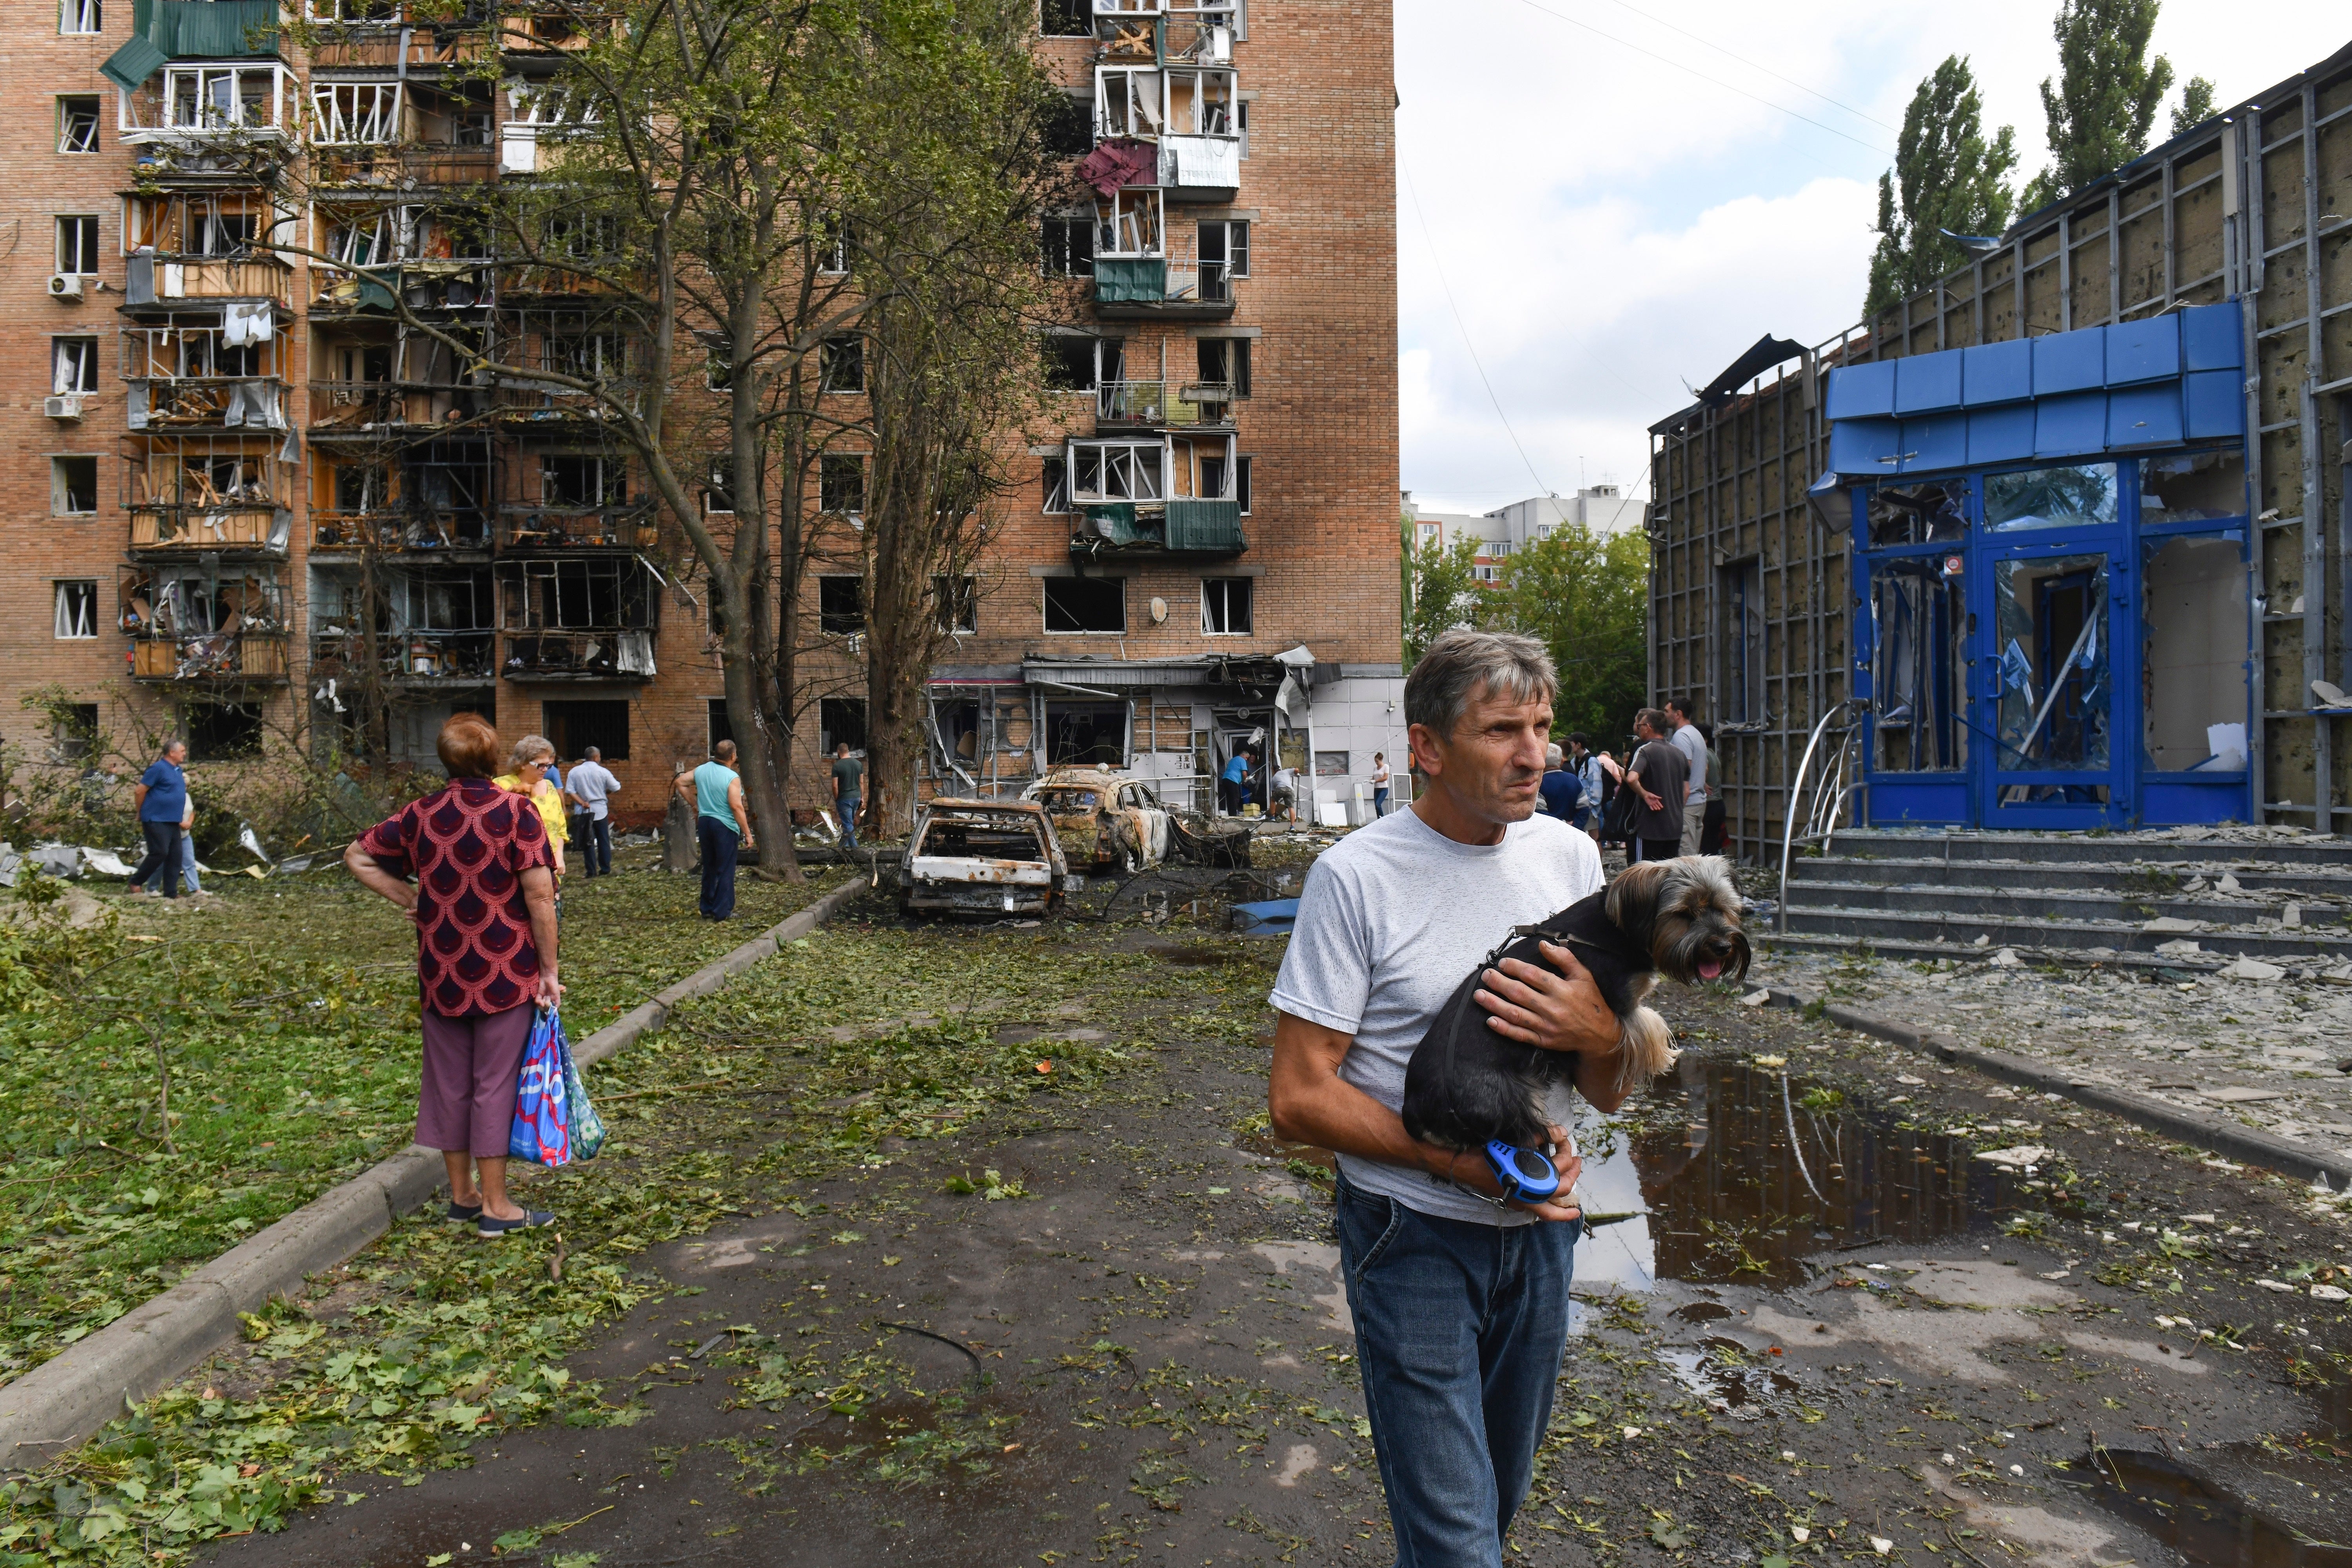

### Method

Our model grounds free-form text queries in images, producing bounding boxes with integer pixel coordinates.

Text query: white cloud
[1397,0,2352,512]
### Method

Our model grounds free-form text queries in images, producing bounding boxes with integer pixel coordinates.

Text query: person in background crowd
[831,741,864,852]
[680,739,755,919]
[1220,748,1249,815]
[1537,741,1584,826]
[1370,751,1392,817]
[1666,697,1708,858]
[136,794,205,897]
[1271,761,1300,824]
[1698,723,1728,855]
[1626,709,1685,864]
[127,739,190,901]
[495,736,568,880]
[565,746,621,877]
[346,713,561,1238]
[1566,733,1605,834]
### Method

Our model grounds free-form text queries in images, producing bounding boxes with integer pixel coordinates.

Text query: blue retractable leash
[1484,1140,1562,1204]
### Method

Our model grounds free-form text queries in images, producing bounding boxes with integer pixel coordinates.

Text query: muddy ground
[201,886,2350,1568]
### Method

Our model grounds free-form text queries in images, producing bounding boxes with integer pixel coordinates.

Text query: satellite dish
[1149,596,1168,624]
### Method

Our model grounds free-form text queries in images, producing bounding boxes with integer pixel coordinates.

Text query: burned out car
[1024,768,1172,873]
[899,798,1073,916]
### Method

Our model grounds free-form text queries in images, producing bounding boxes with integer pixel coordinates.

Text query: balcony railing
[1158,134,1239,196]
[310,265,492,314]
[1075,497,1243,554]
[129,505,288,553]
[125,253,291,308]
[314,142,501,188]
[496,506,657,550]
[127,376,289,432]
[309,381,490,432]
[1095,379,1231,426]
[311,628,495,682]
[128,632,290,683]
[1091,256,1232,314]
[309,28,493,69]
[311,511,492,552]
[502,630,657,680]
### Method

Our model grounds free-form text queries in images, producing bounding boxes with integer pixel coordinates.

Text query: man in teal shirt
[830,742,864,852]
[674,740,755,920]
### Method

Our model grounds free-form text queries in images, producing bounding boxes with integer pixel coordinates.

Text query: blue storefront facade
[1821,303,2255,831]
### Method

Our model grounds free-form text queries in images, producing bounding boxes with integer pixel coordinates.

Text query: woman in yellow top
[495,734,568,879]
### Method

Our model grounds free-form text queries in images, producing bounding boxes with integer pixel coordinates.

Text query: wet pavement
[198,891,2351,1568]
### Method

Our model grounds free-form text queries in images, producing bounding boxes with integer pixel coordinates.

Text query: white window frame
[1416,522,1441,550]
[310,81,406,144]
[54,580,100,639]
[160,65,292,135]
[53,337,99,395]
[307,0,405,21]
[1200,575,1251,636]
[1067,439,1166,503]
[1163,68,1236,137]
[933,573,978,634]
[56,216,100,276]
[1094,67,1164,140]
[1236,99,1249,159]
[1042,456,1069,514]
[60,0,100,35]
[58,96,102,154]
[1094,189,1163,259]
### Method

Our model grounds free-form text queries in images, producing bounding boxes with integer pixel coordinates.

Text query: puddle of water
[1662,1336,1804,1417]
[1568,1057,2034,1292]
[2078,1447,2352,1568]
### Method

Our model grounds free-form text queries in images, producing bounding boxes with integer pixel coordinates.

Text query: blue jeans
[1373,787,1391,817]
[696,817,738,919]
[1334,1174,1577,1568]
[837,795,859,851]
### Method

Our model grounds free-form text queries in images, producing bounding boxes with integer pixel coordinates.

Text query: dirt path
[193,901,2349,1568]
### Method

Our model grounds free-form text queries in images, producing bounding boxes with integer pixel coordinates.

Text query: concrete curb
[0,874,872,1469]
[1753,987,2352,1186]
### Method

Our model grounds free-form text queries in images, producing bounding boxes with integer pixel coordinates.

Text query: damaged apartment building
[12,0,1402,829]
[1648,41,2352,858]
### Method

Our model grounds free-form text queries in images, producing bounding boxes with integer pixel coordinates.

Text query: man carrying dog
[1269,628,1630,1567]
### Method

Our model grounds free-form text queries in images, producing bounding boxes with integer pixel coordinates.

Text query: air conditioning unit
[44,395,85,421]
[47,273,83,299]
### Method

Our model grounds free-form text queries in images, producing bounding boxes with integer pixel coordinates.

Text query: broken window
[1195,336,1249,397]
[58,96,100,154]
[1047,701,1127,764]
[164,66,283,132]
[1040,0,1089,35]
[545,330,627,381]
[704,455,736,514]
[1069,440,1163,502]
[1867,556,1966,772]
[819,696,867,754]
[819,575,865,635]
[53,337,98,395]
[53,580,98,639]
[1043,91,1093,153]
[1042,457,1069,514]
[51,702,98,761]
[819,336,865,393]
[506,558,654,630]
[933,573,977,634]
[1164,68,1235,136]
[542,699,630,762]
[333,462,390,512]
[1201,575,1251,635]
[1991,554,2109,793]
[1042,215,1094,277]
[186,702,264,760]
[56,216,99,276]
[1720,558,1763,727]
[1046,334,1118,391]
[2141,533,2249,773]
[60,0,100,33]
[2139,449,2248,524]
[540,453,627,507]
[1237,99,1249,158]
[1983,463,2118,532]
[1093,189,1161,258]
[1044,575,1124,634]
[1197,220,1245,301]
[820,453,866,515]
[1236,454,1252,514]
[1864,481,1965,547]
[1095,68,1164,140]
[815,213,851,274]
[53,456,98,515]
[311,81,404,143]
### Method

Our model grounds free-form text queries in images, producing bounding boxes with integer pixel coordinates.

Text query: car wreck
[899,798,1072,916]
[1024,767,1255,873]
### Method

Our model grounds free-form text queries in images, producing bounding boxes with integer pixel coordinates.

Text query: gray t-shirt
[566,761,620,819]
[1671,722,1707,802]
[1270,808,1604,1225]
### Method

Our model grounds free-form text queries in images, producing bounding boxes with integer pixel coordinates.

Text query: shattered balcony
[124,252,291,309]
[312,508,492,552]
[495,504,657,551]
[310,628,495,684]
[1073,497,1244,555]
[1065,432,1243,556]
[1094,379,1233,428]
[314,141,499,188]
[128,630,291,683]
[119,561,290,684]
[500,630,657,682]
[497,556,659,681]
[122,438,289,555]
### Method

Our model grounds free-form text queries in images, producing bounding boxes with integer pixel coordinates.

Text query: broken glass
[1868,557,1967,771]
[2141,534,2249,771]
[2139,449,2248,524]
[1992,554,2109,791]
[1864,481,1966,547]
[1983,463,2118,531]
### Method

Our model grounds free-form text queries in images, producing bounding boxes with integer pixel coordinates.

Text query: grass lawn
[0,845,850,1391]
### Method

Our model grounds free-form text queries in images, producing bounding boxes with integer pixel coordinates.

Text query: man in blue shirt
[1537,742,1584,826]
[673,740,756,920]
[128,740,190,901]
[1219,749,1249,816]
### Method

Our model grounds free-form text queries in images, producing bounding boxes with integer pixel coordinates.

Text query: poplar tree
[2021,0,2174,211]
[2171,76,2216,138]
[1865,56,2019,317]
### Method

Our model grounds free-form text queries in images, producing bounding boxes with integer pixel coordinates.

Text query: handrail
[1776,699,1861,936]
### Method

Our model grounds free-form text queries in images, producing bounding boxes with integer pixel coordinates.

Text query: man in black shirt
[831,742,864,851]
[1626,708,1687,863]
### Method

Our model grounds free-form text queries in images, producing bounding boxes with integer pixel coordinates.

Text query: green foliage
[2022,0,2174,210]
[1402,532,1489,668]
[1495,522,1651,746]
[1866,56,2019,317]
[2170,76,2216,138]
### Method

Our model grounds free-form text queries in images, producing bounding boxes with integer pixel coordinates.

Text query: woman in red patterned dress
[345,713,566,1237]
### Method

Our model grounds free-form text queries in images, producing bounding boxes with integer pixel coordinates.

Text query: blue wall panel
[1962,339,2033,405]
[1967,404,2036,464]
[2033,330,2105,396]
[1829,418,1900,474]
[2108,383,2185,447]
[2104,316,2180,385]
[2181,302,2243,371]
[2184,370,2245,438]
[1895,349,1965,414]
[2034,391,2109,457]
[1901,413,1968,471]
[1826,361,1896,421]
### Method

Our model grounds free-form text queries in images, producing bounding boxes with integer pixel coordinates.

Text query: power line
[1400,157,1548,498]
[1588,0,1899,132]
[1502,0,1894,158]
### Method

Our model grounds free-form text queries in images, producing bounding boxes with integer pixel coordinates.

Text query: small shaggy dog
[1401,856,1751,1153]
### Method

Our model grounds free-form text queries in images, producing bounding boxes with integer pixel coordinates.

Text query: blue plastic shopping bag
[562,1024,606,1161]
[509,1008,573,1165]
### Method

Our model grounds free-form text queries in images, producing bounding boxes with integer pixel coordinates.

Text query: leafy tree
[1495,524,1651,747]
[2171,76,2216,138]
[2021,0,2174,211]
[1402,534,1488,668]
[1866,56,2018,317]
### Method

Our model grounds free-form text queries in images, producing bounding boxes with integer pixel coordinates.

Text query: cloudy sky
[1395,2,2351,514]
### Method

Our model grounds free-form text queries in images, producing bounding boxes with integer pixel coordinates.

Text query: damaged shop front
[921,650,1404,826]
[1648,41,2350,855]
